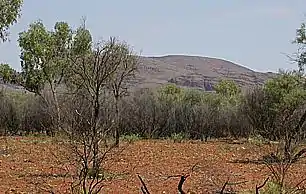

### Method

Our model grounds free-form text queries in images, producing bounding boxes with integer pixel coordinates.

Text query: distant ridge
[0,55,277,92]
[133,55,277,91]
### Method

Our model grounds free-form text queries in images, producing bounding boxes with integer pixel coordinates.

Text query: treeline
[0,16,305,161]
[1,2,306,192]
[0,0,305,146]
[1,72,306,143]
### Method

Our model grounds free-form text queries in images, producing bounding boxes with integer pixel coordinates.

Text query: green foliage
[0,0,23,42]
[295,23,306,44]
[0,90,21,135]
[261,181,290,194]
[248,135,270,146]
[264,71,306,112]
[170,132,187,143]
[214,79,242,107]
[294,22,306,73]
[4,89,31,107]
[156,84,222,107]
[120,134,142,143]
[181,88,204,105]
[122,83,249,139]
[158,85,214,106]
[18,20,74,94]
[244,71,306,141]
[71,18,92,56]
[0,63,15,83]
[87,167,104,179]
[201,92,221,107]
[157,84,183,103]
[215,79,241,97]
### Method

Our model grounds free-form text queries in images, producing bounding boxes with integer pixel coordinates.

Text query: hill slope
[134,55,276,91]
[0,55,276,92]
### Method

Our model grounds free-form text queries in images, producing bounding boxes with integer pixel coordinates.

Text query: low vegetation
[0,1,306,193]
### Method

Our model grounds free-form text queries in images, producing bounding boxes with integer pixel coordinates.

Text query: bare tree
[107,38,139,146]
[63,37,136,193]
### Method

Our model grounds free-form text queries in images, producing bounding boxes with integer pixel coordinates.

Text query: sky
[0,0,306,72]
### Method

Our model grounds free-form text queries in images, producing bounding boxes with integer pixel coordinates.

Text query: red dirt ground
[0,136,305,193]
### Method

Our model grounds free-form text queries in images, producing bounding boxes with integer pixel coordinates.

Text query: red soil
[0,137,305,193]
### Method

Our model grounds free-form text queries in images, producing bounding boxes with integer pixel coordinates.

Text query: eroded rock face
[133,55,276,91]
[1,55,276,93]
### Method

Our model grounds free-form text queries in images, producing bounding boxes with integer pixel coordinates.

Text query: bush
[170,132,186,143]
[120,89,172,138]
[0,89,21,135]
[243,73,306,142]
[120,134,142,143]
[0,89,55,135]
[119,82,250,141]
[21,96,54,135]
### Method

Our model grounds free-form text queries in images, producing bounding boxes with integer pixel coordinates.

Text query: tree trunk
[54,95,60,136]
[114,96,120,147]
[92,93,100,173]
[50,86,60,137]
[284,109,306,161]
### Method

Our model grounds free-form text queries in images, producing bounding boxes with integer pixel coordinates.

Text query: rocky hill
[0,55,277,92]
[133,55,276,91]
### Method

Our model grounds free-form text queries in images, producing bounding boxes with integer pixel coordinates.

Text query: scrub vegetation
[0,1,306,193]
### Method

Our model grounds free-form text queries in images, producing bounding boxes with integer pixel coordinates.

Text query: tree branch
[255,177,269,194]
[138,175,150,194]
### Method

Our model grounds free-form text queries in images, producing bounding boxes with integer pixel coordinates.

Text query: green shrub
[120,134,142,143]
[262,181,286,194]
[248,135,269,146]
[170,132,187,143]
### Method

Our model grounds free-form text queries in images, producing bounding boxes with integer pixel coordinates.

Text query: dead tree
[107,38,139,146]
[65,37,127,193]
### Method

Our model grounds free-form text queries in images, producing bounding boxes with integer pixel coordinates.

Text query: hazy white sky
[0,0,306,72]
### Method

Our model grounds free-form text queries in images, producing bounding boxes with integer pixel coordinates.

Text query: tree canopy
[18,20,74,94]
[0,0,23,42]
[0,63,15,83]
[264,71,306,112]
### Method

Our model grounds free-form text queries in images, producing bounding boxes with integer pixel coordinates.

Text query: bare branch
[178,175,190,194]
[255,177,269,194]
[220,180,229,194]
[138,175,150,194]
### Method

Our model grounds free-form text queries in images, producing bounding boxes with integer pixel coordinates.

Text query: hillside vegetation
[136,55,276,90]
[0,1,306,193]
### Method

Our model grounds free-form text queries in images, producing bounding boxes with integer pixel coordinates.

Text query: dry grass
[0,136,305,193]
